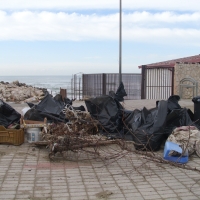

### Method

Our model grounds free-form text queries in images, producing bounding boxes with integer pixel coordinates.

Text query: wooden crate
[20,117,47,129]
[0,126,24,145]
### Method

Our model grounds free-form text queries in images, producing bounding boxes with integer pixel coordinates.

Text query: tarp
[24,94,66,122]
[124,97,193,150]
[0,99,21,128]
[164,108,193,137]
[85,82,127,134]
[85,95,123,134]
[86,90,194,151]
[124,100,168,151]
[24,94,84,122]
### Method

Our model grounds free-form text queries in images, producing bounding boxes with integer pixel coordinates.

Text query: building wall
[174,63,200,99]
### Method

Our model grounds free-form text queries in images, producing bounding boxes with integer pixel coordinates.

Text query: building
[139,54,200,99]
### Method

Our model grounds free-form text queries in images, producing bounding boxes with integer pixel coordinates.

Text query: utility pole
[119,0,122,85]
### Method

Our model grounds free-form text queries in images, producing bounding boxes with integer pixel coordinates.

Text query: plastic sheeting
[24,94,85,122]
[124,100,168,151]
[85,95,123,134]
[86,89,194,151]
[0,100,21,128]
[24,94,66,122]
[85,82,127,135]
[124,97,193,151]
[114,82,127,102]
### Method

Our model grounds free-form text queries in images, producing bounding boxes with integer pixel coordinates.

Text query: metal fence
[141,66,174,99]
[82,73,141,100]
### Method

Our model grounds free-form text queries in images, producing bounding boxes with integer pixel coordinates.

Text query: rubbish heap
[0,82,200,164]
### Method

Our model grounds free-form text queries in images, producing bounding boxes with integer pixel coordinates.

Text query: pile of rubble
[0,80,47,103]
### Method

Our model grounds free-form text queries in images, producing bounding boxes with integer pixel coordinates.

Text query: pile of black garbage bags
[85,82,195,151]
[0,93,84,128]
[0,83,197,152]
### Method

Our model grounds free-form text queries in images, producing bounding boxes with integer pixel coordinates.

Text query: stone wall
[174,63,200,99]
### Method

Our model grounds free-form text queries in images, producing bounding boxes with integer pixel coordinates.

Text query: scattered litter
[163,141,188,163]
[95,190,113,199]
[167,126,200,156]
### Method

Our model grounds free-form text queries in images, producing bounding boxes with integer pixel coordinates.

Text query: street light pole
[119,0,122,85]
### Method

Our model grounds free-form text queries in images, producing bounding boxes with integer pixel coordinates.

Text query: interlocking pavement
[0,99,199,200]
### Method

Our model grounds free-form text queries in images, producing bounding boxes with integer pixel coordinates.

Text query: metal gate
[141,65,174,99]
[82,73,141,100]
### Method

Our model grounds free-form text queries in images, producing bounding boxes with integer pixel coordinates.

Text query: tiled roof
[138,54,200,68]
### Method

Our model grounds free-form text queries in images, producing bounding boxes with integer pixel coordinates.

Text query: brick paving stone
[18,187,34,191]
[0,190,16,195]
[1,100,200,200]
[159,193,178,199]
[52,192,70,198]
[180,196,200,200]
[51,185,67,190]
[70,191,87,197]
[71,196,89,200]
[126,196,144,200]
[15,194,33,199]
[34,193,52,198]
[52,189,68,194]
[0,194,16,199]
[142,194,162,199]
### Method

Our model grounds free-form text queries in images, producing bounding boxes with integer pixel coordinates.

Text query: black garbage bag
[24,94,66,122]
[164,108,193,137]
[156,95,181,112]
[114,82,127,102]
[85,95,123,135]
[0,99,21,128]
[124,100,168,151]
[36,94,65,115]
[123,109,142,132]
[167,95,181,112]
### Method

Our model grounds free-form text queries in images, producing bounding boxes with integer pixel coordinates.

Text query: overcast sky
[0,0,200,75]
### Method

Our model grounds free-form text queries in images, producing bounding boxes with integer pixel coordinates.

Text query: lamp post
[119,0,122,85]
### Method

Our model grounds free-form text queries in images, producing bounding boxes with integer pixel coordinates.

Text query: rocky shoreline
[0,80,47,103]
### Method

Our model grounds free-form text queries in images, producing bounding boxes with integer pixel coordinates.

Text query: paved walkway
[0,99,199,200]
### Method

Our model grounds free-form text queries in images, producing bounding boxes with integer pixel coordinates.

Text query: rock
[0,81,46,103]
[12,80,20,86]
[24,96,39,103]
[7,83,18,88]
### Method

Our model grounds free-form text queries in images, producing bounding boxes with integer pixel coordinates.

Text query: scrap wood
[95,190,113,198]
[49,140,120,156]
[32,141,48,146]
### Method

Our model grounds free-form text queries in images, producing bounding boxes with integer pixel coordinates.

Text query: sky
[0,0,200,76]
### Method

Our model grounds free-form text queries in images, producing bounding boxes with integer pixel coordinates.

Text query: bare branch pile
[41,106,116,159]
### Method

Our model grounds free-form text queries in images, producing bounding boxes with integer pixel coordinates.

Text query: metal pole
[74,74,76,99]
[119,0,122,85]
[79,77,81,100]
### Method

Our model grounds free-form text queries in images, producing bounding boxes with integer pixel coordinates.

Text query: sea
[0,75,73,98]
